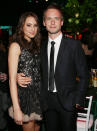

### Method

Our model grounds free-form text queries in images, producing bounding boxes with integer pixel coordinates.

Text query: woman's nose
[31,27,35,31]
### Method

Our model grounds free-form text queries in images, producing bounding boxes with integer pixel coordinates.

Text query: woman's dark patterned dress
[9,48,42,122]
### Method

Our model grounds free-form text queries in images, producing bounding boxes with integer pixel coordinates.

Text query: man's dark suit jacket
[40,36,89,112]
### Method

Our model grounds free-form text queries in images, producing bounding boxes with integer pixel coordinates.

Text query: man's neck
[48,31,62,40]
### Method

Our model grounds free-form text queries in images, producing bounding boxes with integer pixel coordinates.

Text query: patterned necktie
[49,41,55,92]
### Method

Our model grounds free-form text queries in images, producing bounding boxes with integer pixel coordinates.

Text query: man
[17,4,89,131]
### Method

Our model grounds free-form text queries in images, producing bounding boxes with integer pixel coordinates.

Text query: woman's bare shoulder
[9,42,21,54]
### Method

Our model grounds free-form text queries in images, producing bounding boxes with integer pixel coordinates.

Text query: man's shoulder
[62,36,82,52]
[63,36,78,42]
[63,36,80,46]
[41,39,48,48]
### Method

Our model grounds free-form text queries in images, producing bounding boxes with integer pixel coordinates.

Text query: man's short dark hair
[43,3,64,21]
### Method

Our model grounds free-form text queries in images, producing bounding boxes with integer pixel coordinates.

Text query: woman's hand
[17,73,32,87]
[14,108,23,125]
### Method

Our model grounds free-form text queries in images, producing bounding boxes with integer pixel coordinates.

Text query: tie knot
[51,41,55,46]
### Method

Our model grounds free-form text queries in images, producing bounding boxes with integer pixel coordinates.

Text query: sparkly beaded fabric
[9,48,42,122]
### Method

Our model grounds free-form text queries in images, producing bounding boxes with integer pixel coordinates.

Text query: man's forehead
[45,9,61,15]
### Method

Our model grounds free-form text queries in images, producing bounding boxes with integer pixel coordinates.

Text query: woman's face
[23,16,38,41]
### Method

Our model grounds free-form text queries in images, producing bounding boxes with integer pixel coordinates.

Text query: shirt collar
[48,33,63,44]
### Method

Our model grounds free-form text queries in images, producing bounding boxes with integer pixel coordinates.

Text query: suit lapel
[55,36,67,73]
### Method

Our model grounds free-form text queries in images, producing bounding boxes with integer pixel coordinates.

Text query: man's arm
[74,41,89,106]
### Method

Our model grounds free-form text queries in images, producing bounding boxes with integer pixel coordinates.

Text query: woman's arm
[8,42,23,125]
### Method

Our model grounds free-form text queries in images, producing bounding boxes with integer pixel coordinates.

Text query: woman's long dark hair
[10,12,41,53]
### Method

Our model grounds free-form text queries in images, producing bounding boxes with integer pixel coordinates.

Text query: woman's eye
[26,24,31,27]
[34,24,38,27]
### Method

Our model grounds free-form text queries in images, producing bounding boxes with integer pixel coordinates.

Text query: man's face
[43,9,63,35]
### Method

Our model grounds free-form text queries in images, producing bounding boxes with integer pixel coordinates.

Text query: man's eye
[55,17,60,20]
[47,18,51,20]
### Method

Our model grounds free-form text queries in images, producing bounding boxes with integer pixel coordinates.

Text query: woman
[8,12,42,131]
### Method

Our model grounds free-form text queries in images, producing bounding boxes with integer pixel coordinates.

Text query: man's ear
[61,20,64,26]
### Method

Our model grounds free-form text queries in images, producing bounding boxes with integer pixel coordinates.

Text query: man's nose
[51,19,55,24]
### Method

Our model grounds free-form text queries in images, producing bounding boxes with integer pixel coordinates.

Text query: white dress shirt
[48,33,62,92]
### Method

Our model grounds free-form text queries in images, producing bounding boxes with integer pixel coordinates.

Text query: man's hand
[17,73,32,87]
[76,104,80,108]
[0,73,7,82]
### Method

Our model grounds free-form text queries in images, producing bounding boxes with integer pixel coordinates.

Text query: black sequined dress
[9,48,42,122]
